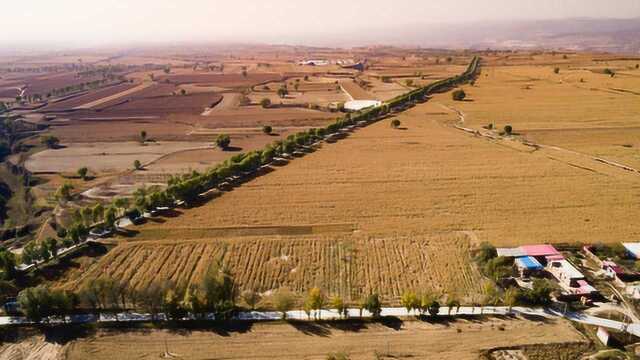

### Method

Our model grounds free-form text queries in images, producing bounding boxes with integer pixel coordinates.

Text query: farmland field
[58,59,640,302]
[132,97,640,246]
[59,318,586,360]
[440,54,640,169]
[61,232,483,303]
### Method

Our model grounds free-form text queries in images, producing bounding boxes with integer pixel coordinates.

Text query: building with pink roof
[520,244,561,257]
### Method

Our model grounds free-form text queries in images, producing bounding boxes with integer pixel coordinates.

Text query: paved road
[4,305,636,337]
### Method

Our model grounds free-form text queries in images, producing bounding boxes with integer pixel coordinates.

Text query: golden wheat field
[62,232,483,303]
[57,54,640,301]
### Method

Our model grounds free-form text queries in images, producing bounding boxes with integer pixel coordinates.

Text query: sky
[3,0,640,48]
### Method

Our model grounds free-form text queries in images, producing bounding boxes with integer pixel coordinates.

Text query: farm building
[520,244,561,257]
[298,59,329,66]
[547,258,597,297]
[514,256,544,277]
[622,243,640,259]
[344,100,382,112]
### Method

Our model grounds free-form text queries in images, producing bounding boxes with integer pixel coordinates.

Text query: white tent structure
[344,100,381,112]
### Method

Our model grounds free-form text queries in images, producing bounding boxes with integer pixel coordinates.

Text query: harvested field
[25,141,211,174]
[0,335,64,360]
[157,73,282,87]
[79,92,222,118]
[136,97,640,247]
[61,318,586,360]
[39,82,139,111]
[340,79,376,100]
[62,232,482,302]
[48,107,334,144]
[8,71,110,97]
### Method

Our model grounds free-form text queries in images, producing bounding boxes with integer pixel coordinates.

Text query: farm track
[442,102,640,178]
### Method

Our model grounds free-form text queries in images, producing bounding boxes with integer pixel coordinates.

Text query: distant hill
[312,18,640,54]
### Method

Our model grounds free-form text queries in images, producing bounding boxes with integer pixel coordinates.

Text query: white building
[344,100,382,112]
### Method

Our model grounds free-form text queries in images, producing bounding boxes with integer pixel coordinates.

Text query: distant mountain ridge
[305,18,640,53]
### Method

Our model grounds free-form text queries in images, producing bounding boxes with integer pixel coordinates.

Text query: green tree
[553,67,560,74]
[81,207,93,226]
[41,135,60,149]
[390,119,401,129]
[216,134,231,150]
[475,242,497,263]
[182,285,206,318]
[55,183,74,202]
[361,293,382,318]
[401,291,419,315]
[262,125,273,135]
[140,130,147,143]
[103,206,117,229]
[504,287,518,313]
[329,295,348,319]
[43,237,59,259]
[304,287,326,320]
[92,203,104,224]
[163,288,186,321]
[260,98,271,108]
[77,167,89,181]
[133,159,143,170]
[277,86,288,98]
[452,89,466,101]
[504,125,513,135]
[0,247,17,280]
[17,285,53,323]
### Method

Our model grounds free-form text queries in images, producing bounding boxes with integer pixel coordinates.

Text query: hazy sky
[3,0,640,47]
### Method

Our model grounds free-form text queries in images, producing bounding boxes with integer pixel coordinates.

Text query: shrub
[517,279,555,306]
[390,119,401,129]
[215,134,231,150]
[133,160,142,170]
[272,288,296,319]
[77,167,88,180]
[483,256,513,281]
[504,125,513,135]
[41,135,60,149]
[277,86,288,98]
[262,125,273,135]
[553,67,560,74]
[452,89,466,101]
[260,98,271,108]
[475,242,497,263]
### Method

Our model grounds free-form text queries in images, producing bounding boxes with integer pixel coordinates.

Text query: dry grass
[61,318,586,360]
